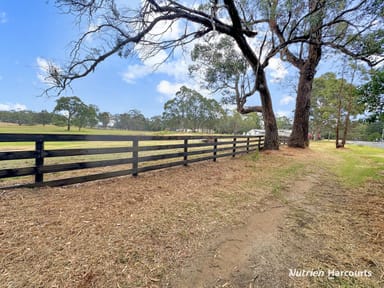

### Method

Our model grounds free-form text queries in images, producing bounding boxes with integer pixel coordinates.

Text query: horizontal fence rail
[0,133,288,188]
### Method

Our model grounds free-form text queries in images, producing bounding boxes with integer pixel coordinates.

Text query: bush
[367,132,381,142]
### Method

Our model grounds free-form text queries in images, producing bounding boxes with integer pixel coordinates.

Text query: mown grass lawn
[311,141,384,187]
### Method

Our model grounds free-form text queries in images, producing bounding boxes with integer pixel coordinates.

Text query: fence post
[246,137,250,153]
[35,139,44,185]
[258,136,261,150]
[232,137,236,158]
[132,138,139,176]
[213,138,218,162]
[183,139,188,166]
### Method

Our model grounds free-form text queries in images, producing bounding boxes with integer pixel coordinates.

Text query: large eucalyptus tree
[45,0,382,149]
[45,0,308,150]
[265,0,383,147]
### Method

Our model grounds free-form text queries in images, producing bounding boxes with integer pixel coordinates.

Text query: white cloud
[280,95,295,105]
[0,103,27,111]
[156,80,183,99]
[121,18,288,107]
[122,54,190,84]
[138,9,183,43]
[36,57,51,83]
[276,110,292,118]
[37,57,50,71]
[266,58,288,83]
[0,12,7,24]
[122,64,153,83]
[159,58,190,80]
[148,19,182,42]
[122,14,195,84]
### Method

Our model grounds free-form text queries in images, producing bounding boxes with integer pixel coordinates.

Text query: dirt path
[174,206,285,287]
[172,172,322,288]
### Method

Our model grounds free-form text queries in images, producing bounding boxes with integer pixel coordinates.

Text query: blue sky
[0,1,328,118]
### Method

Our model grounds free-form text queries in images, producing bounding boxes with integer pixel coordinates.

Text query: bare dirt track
[1,145,383,287]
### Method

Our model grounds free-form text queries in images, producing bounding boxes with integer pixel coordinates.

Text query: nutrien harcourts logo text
[288,269,372,279]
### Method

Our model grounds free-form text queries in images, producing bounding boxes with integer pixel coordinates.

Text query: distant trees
[0,110,53,126]
[53,96,100,131]
[363,121,384,141]
[216,111,263,134]
[162,86,224,132]
[53,96,84,131]
[35,110,52,126]
[98,112,111,128]
[276,116,292,130]
[72,104,99,131]
[310,73,363,147]
[114,110,148,131]
[147,116,163,132]
[358,68,384,122]
[1,98,380,141]
[14,111,34,126]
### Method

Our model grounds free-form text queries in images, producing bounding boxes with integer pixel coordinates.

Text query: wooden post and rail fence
[0,133,288,188]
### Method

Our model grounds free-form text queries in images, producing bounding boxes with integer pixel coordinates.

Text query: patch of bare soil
[1,147,383,287]
[173,205,286,288]
[172,167,322,288]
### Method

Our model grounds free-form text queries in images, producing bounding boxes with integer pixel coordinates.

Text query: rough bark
[288,37,322,148]
[341,110,350,147]
[288,67,313,148]
[225,0,279,150]
[287,0,323,148]
[335,96,343,148]
[256,68,279,150]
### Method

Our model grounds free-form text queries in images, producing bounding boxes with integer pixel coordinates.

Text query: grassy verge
[311,141,384,187]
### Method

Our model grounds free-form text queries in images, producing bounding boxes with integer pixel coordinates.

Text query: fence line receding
[0,133,287,188]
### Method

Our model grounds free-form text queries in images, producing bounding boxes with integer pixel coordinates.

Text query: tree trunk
[230,30,279,150]
[285,0,323,148]
[335,96,343,148]
[288,67,313,148]
[341,111,350,146]
[335,121,340,148]
[341,91,354,146]
[257,69,279,150]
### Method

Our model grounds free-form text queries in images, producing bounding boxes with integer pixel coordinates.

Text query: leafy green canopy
[311,72,362,132]
[53,96,99,131]
[162,86,224,131]
[358,68,384,122]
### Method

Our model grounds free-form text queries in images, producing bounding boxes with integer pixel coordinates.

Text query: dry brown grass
[281,157,384,288]
[1,151,288,288]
